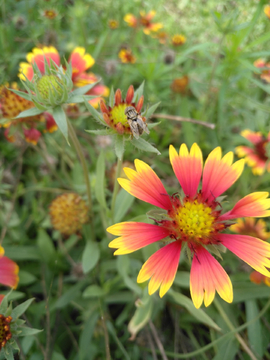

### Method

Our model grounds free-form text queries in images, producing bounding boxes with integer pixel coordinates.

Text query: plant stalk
[111,156,123,221]
[67,119,95,240]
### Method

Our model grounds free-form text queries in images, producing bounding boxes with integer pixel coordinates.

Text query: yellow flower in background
[124,13,137,28]
[42,9,58,19]
[171,34,186,46]
[49,193,89,236]
[118,48,136,64]
[264,5,270,19]
[230,218,270,241]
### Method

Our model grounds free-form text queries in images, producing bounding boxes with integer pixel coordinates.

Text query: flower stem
[67,119,95,240]
[214,298,258,360]
[111,156,123,221]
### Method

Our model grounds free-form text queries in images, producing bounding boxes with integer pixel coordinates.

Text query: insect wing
[128,119,140,139]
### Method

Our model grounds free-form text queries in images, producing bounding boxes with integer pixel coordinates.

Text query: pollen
[0,315,12,350]
[175,200,216,240]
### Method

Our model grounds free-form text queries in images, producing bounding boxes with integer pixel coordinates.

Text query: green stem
[111,157,123,221]
[67,119,95,240]
[214,298,258,360]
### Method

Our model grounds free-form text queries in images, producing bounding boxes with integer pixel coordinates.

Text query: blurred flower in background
[171,34,186,46]
[0,83,57,144]
[253,58,270,83]
[235,129,270,175]
[118,48,136,64]
[49,193,89,236]
[18,46,109,109]
[124,11,163,35]
[42,9,58,19]
[264,5,270,19]
[171,76,189,95]
[108,19,119,29]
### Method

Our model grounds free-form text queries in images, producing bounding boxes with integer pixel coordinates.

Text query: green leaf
[51,106,69,143]
[106,321,131,360]
[95,151,107,209]
[70,82,99,97]
[8,88,32,101]
[85,129,113,135]
[245,300,264,358]
[131,137,160,155]
[83,99,107,126]
[128,294,153,340]
[92,32,108,59]
[82,241,100,274]
[15,107,44,119]
[82,285,107,298]
[169,290,221,331]
[18,271,36,286]
[114,135,125,160]
[115,189,135,223]
[16,327,43,337]
[233,282,270,302]
[141,102,160,118]
[147,122,161,129]
[37,229,56,263]
[11,298,35,319]
[67,94,97,104]
[133,81,144,103]
[4,246,40,261]
[53,281,87,309]
[3,343,14,360]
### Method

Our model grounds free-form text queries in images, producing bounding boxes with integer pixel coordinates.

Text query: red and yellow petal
[202,147,245,202]
[0,256,19,289]
[169,143,202,198]
[107,222,170,255]
[18,62,34,81]
[124,13,137,27]
[190,246,233,309]
[118,160,172,210]
[235,146,254,159]
[220,233,270,277]
[137,241,182,297]
[26,46,60,75]
[221,192,270,220]
[69,47,95,76]
[240,130,264,145]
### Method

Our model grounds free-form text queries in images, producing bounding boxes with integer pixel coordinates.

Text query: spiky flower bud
[36,75,63,101]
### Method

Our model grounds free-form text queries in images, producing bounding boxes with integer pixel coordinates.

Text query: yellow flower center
[175,200,215,239]
[110,104,129,127]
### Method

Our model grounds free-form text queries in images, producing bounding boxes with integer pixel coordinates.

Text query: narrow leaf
[67,94,97,104]
[85,129,113,135]
[95,150,107,209]
[70,81,99,97]
[169,290,221,331]
[114,135,125,160]
[82,241,100,274]
[147,122,161,129]
[17,327,43,337]
[51,106,69,143]
[115,189,135,222]
[11,298,35,319]
[131,137,160,155]
[83,99,107,126]
[133,81,144,103]
[8,88,32,101]
[82,285,107,298]
[109,86,114,107]
[15,107,44,119]
[141,102,160,118]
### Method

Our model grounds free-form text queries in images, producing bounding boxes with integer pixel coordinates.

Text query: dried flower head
[163,50,175,64]
[171,76,189,94]
[171,34,186,46]
[0,314,12,350]
[108,19,119,29]
[42,9,58,19]
[49,193,89,236]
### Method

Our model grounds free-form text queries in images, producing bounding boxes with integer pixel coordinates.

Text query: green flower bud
[37,75,63,101]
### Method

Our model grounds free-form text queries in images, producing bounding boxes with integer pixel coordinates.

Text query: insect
[125,106,149,139]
